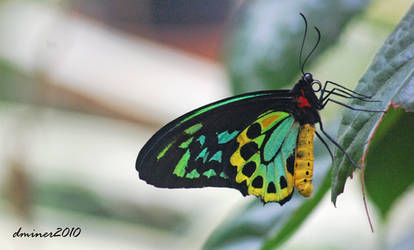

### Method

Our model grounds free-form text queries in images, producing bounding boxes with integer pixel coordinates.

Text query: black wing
[136,90,295,195]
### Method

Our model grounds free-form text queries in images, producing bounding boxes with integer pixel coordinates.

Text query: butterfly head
[301,73,322,93]
[293,72,323,112]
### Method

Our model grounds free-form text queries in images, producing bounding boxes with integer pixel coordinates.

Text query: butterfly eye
[312,80,322,92]
[303,73,313,83]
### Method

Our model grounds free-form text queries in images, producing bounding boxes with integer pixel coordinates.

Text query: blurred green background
[0,0,413,249]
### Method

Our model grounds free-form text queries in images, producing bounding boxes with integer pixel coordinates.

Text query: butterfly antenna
[299,13,308,75]
[302,26,321,73]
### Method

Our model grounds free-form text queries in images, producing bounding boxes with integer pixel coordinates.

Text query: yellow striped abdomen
[294,124,315,197]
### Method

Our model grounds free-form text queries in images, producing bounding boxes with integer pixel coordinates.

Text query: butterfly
[135,14,380,205]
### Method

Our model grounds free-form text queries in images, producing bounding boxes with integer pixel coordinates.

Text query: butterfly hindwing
[136,90,300,204]
[230,112,300,203]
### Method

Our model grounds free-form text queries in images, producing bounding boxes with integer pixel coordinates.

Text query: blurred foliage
[3,159,32,220]
[365,109,414,220]
[332,4,414,205]
[34,180,190,233]
[226,0,370,94]
[204,158,331,250]
[0,60,38,104]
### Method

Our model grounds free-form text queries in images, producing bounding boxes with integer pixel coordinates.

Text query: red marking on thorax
[298,90,311,108]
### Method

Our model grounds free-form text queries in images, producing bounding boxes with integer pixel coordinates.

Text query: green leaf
[331,5,414,205]
[365,108,414,219]
[226,0,369,94]
[203,157,331,250]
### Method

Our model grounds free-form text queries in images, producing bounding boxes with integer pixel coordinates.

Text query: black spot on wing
[267,182,276,193]
[240,142,259,160]
[252,176,263,188]
[246,123,261,139]
[242,162,256,177]
[280,176,288,189]
[287,155,294,175]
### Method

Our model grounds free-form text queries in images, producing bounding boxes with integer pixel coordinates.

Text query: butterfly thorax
[290,73,321,125]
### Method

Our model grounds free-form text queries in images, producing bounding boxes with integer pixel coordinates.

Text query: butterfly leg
[321,88,379,102]
[318,122,360,169]
[315,131,334,162]
[324,81,374,99]
[321,98,386,112]
[320,81,364,104]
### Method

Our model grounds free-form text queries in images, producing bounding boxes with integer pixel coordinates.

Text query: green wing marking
[217,131,238,144]
[195,148,209,163]
[180,92,272,124]
[179,137,193,149]
[185,123,202,134]
[196,135,205,146]
[157,141,174,160]
[263,118,294,161]
[209,151,222,163]
[203,169,217,178]
[186,169,200,179]
[173,149,191,177]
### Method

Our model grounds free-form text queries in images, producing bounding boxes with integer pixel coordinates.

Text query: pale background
[0,1,413,249]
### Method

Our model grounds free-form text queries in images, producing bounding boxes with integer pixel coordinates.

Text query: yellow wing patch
[230,111,297,203]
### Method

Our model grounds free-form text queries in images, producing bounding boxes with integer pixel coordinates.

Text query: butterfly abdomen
[294,124,315,197]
